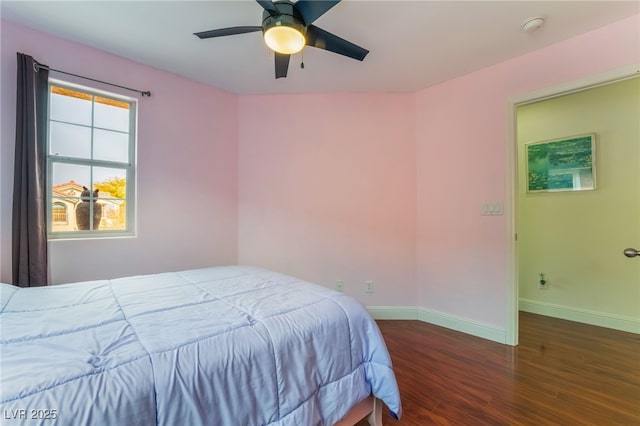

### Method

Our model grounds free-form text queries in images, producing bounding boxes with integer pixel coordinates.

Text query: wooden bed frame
[334,396,383,426]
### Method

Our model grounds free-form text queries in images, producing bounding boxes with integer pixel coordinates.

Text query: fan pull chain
[300,50,305,69]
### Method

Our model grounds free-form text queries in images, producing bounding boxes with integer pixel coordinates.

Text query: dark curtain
[12,53,49,287]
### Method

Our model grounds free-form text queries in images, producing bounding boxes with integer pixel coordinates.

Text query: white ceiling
[2,1,638,95]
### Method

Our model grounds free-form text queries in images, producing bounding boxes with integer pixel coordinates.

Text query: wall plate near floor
[365,280,375,293]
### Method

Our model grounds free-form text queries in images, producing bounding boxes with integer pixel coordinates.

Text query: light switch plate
[481,202,503,216]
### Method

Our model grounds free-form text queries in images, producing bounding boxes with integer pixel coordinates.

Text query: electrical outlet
[538,273,548,290]
[336,280,344,292]
[365,280,374,293]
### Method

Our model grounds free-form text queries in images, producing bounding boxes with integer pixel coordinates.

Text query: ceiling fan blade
[274,53,290,79]
[294,0,340,25]
[256,0,279,16]
[305,25,369,61]
[194,26,262,39]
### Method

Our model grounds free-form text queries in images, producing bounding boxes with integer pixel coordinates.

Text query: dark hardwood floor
[359,312,640,425]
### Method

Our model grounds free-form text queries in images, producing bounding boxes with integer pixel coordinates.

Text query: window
[52,202,67,223]
[47,83,136,238]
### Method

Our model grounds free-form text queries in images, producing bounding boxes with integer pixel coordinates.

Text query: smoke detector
[522,17,545,33]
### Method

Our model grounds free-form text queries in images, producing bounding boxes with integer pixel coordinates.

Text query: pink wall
[416,15,640,328]
[238,94,416,305]
[0,13,637,335]
[0,21,239,283]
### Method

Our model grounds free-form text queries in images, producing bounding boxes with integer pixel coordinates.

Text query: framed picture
[526,133,596,192]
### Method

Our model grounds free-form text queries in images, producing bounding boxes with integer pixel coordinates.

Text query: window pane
[93,129,129,163]
[49,121,91,159]
[50,171,91,232]
[93,167,126,199]
[51,163,90,188]
[94,98,129,132]
[50,88,92,126]
[93,168,127,230]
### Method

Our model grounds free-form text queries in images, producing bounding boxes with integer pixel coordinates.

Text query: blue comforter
[0,266,401,425]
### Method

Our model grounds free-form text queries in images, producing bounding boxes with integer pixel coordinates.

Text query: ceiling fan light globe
[264,26,305,54]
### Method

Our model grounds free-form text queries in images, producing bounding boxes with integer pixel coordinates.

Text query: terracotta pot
[75,187,102,230]
[75,202,103,230]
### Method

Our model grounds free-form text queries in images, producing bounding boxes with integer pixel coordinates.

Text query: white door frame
[505,64,640,346]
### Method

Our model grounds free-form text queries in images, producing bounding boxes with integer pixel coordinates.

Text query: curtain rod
[34,63,151,97]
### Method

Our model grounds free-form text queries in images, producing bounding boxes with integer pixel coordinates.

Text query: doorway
[507,69,640,345]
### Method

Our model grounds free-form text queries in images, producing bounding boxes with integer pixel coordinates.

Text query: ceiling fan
[194,0,369,79]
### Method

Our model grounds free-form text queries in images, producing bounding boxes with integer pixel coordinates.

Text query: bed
[0,265,401,425]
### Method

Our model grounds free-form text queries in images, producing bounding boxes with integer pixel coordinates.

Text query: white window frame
[46,80,137,239]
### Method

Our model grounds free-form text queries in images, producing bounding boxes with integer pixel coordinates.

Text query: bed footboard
[333,395,383,426]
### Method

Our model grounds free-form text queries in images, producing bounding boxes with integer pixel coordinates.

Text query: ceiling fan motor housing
[262,1,306,37]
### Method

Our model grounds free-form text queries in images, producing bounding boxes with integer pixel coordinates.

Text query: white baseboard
[417,307,506,344]
[366,306,418,320]
[367,305,506,344]
[519,298,640,334]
